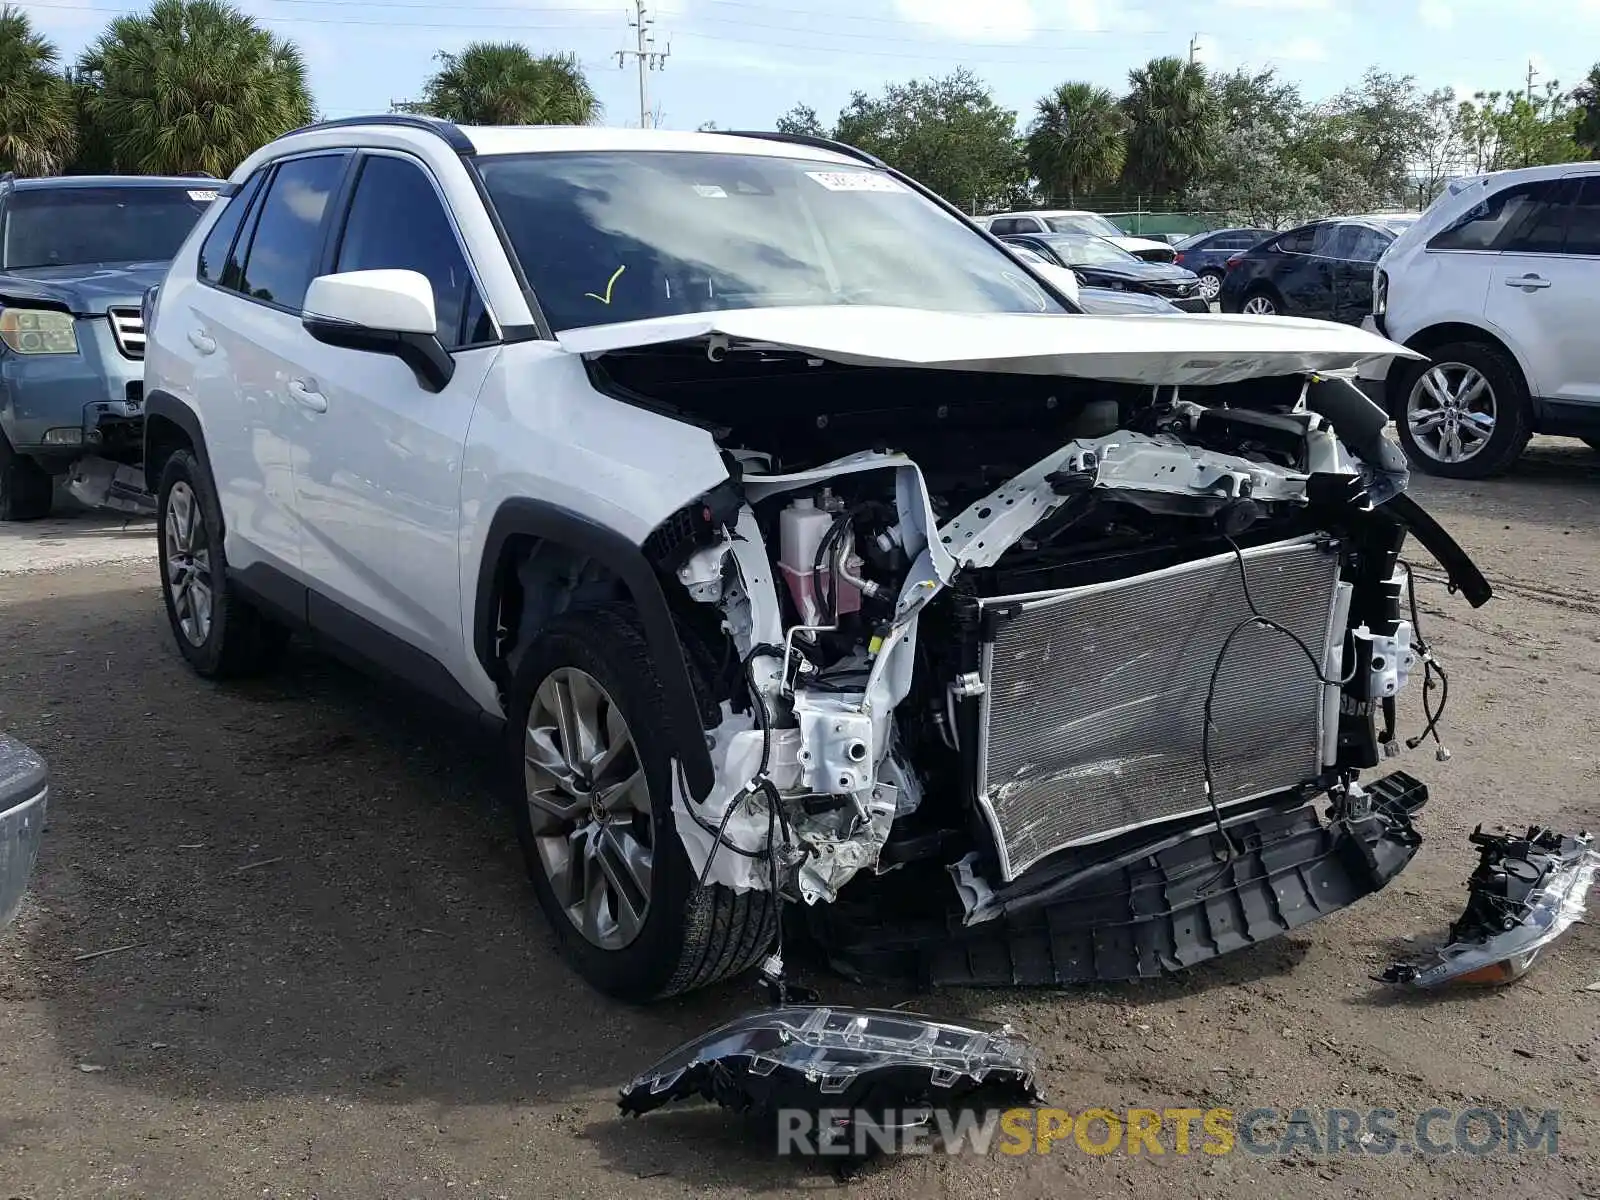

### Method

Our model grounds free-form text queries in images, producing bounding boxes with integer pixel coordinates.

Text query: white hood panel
[556,305,1420,386]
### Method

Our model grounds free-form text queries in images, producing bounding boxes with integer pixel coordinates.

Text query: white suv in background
[981,210,1177,262]
[1360,162,1600,477]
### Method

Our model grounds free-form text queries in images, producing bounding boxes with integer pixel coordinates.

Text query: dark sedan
[1170,227,1276,302]
[1001,233,1210,312]
[1216,215,1417,324]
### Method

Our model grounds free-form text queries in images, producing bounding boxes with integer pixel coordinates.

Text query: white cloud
[1216,0,1334,9]
[1417,0,1454,28]
[892,0,1038,41]
[1267,35,1328,62]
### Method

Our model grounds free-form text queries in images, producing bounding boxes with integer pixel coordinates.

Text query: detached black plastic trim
[1380,492,1493,608]
[811,794,1425,988]
[475,498,716,800]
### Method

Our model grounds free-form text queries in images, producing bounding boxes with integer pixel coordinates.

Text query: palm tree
[1121,56,1219,196]
[76,0,312,177]
[406,43,599,126]
[0,5,77,175]
[1026,82,1126,205]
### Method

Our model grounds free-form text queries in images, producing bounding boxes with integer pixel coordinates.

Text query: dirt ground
[1,439,1597,1200]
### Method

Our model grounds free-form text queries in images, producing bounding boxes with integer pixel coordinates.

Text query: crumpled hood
[0,262,168,315]
[558,304,1421,386]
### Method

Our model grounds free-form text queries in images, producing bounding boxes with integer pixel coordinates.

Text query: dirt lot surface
[1,438,1597,1199]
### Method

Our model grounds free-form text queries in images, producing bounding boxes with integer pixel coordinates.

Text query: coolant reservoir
[778,493,860,623]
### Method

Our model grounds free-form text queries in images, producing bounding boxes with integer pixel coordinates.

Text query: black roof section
[718,131,885,168]
[278,113,476,155]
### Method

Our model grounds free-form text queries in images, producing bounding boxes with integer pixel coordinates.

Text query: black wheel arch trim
[474,497,716,800]
[142,390,213,496]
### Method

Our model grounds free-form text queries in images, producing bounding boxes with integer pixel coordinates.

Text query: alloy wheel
[164,481,213,646]
[1405,362,1498,465]
[1242,294,1276,315]
[1197,272,1222,302]
[524,667,653,950]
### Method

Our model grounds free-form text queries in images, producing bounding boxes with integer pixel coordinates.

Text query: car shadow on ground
[3,574,1318,1122]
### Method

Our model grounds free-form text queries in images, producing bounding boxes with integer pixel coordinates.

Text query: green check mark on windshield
[585,264,626,304]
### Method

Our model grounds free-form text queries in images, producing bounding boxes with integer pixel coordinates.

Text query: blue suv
[0,173,218,520]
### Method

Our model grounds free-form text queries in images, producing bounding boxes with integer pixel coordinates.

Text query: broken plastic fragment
[617,1006,1042,1151]
[1379,825,1598,989]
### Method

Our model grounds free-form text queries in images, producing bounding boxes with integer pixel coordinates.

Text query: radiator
[974,535,1343,881]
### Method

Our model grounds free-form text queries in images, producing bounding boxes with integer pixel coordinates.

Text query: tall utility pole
[1189,33,1202,65]
[1526,59,1539,101]
[616,0,670,129]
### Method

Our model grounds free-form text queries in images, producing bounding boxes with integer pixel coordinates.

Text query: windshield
[473,151,1066,330]
[1042,235,1139,266]
[1,186,214,270]
[1045,213,1124,238]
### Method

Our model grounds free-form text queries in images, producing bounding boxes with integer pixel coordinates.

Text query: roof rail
[279,113,476,155]
[718,130,885,168]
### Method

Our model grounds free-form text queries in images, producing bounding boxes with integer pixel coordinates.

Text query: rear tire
[1197,270,1224,303]
[1394,341,1531,479]
[0,436,53,522]
[510,603,776,1001]
[156,449,287,677]
[1240,287,1280,316]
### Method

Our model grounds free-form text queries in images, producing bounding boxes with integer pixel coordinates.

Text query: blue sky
[18,0,1600,133]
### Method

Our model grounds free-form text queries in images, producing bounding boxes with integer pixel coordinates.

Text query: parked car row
[1217,214,1418,325]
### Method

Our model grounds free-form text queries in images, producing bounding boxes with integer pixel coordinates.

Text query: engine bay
[591,342,1488,975]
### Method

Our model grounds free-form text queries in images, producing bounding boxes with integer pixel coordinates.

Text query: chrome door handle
[187,329,216,354]
[1506,274,1552,290]
[287,379,327,413]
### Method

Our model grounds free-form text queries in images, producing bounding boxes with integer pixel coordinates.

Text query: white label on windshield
[805,171,906,193]
[187,189,219,202]
[692,184,728,198]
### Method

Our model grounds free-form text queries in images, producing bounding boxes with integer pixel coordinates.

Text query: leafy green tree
[775,103,825,138]
[75,0,311,176]
[1208,66,1303,140]
[1120,56,1218,196]
[1298,70,1439,207]
[1025,82,1125,204]
[1186,121,1318,227]
[402,43,598,126]
[1458,82,1581,171]
[0,5,76,175]
[1575,64,1600,159]
[829,69,1026,210]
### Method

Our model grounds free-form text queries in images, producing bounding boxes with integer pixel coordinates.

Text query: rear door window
[233,154,348,311]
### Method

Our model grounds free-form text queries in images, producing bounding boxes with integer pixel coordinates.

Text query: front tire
[156,449,286,677]
[1395,341,1531,479]
[0,435,53,522]
[510,604,775,1001]
[1196,270,1224,303]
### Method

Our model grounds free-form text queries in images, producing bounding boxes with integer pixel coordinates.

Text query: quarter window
[1275,226,1317,254]
[1564,177,1600,256]
[1428,179,1566,252]
[233,154,347,310]
[197,171,264,283]
[332,154,490,348]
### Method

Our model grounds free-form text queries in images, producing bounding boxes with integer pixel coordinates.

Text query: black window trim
[199,149,356,318]
[327,147,503,352]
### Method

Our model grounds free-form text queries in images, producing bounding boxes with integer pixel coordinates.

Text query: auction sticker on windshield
[187,190,219,202]
[805,171,907,193]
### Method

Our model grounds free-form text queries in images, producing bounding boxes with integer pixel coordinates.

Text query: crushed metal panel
[974,536,1342,880]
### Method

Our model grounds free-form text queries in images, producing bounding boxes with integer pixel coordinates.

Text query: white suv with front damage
[141,117,1491,1001]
